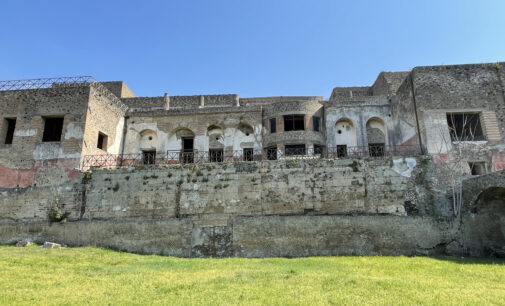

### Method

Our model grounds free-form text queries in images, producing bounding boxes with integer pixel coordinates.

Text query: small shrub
[48,202,69,224]
[351,161,360,172]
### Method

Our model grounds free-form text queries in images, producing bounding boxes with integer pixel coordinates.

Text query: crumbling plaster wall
[81,86,126,158]
[325,101,392,148]
[123,110,262,154]
[390,75,421,147]
[412,64,505,170]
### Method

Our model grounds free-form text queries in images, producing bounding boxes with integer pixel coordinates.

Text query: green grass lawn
[1,246,504,305]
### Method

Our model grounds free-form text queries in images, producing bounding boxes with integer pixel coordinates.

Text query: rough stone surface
[1,62,505,258]
[43,242,61,249]
[15,240,32,247]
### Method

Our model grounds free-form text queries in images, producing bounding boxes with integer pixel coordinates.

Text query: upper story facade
[1,62,504,188]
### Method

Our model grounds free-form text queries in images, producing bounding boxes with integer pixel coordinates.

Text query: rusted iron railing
[81,145,422,170]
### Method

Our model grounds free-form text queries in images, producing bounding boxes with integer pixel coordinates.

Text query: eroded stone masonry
[0,63,504,257]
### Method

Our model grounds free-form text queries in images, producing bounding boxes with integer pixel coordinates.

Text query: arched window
[207,125,224,149]
[335,118,357,157]
[366,117,387,157]
[235,122,255,161]
[207,125,224,162]
[139,129,158,164]
[139,129,157,151]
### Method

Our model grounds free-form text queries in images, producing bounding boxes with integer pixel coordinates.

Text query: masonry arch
[335,118,357,147]
[166,127,195,151]
[207,125,224,149]
[233,122,255,151]
[366,117,387,144]
[139,129,158,151]
[464,187,505,256]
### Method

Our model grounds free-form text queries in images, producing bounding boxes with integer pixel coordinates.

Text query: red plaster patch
[492,152,505,171]
[0,165,37,188]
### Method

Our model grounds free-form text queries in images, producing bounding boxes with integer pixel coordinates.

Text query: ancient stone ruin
[0,62,504,257]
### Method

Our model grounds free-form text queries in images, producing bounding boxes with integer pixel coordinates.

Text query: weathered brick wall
[123,108,263,154]
[0,87,90,187]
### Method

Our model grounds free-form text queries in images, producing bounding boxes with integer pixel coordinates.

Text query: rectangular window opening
[285,144,306,156]
[284,115,305,131]
[270,118,276,133]
[42,117,64,142]
[314,144,323,155]
[209,149,224,162]
[142,150,156,165]
[243,148,254,161]
[468,162,486,175]
[3,118,16,145]
[446,113,485,141]
[313,117,320,132]
[97,132,108,150]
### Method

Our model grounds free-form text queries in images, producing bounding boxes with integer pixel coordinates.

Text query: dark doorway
[336,145,348,158]
[209,149,224,162]
[266,146,277,160]
[142,150,156,165]
[243,148,254,161]
[181,137,194,163]
[368,143,385,157]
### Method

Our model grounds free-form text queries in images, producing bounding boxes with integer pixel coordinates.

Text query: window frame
[446,112,486,142]
[313,144,323,155]
[42,116,64,142]
[97,132,108,151]
[269,118,276,134]
[313,116,320,132]
[3,117,16,145]
[468,161,486,175]
[283,115,305,132]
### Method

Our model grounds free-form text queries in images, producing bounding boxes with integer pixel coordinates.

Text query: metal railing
[0,76,95,91]
[0,76,128,113]
[81,145,422,170]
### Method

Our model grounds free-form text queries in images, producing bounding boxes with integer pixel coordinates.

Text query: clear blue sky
[1,0,504,98]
